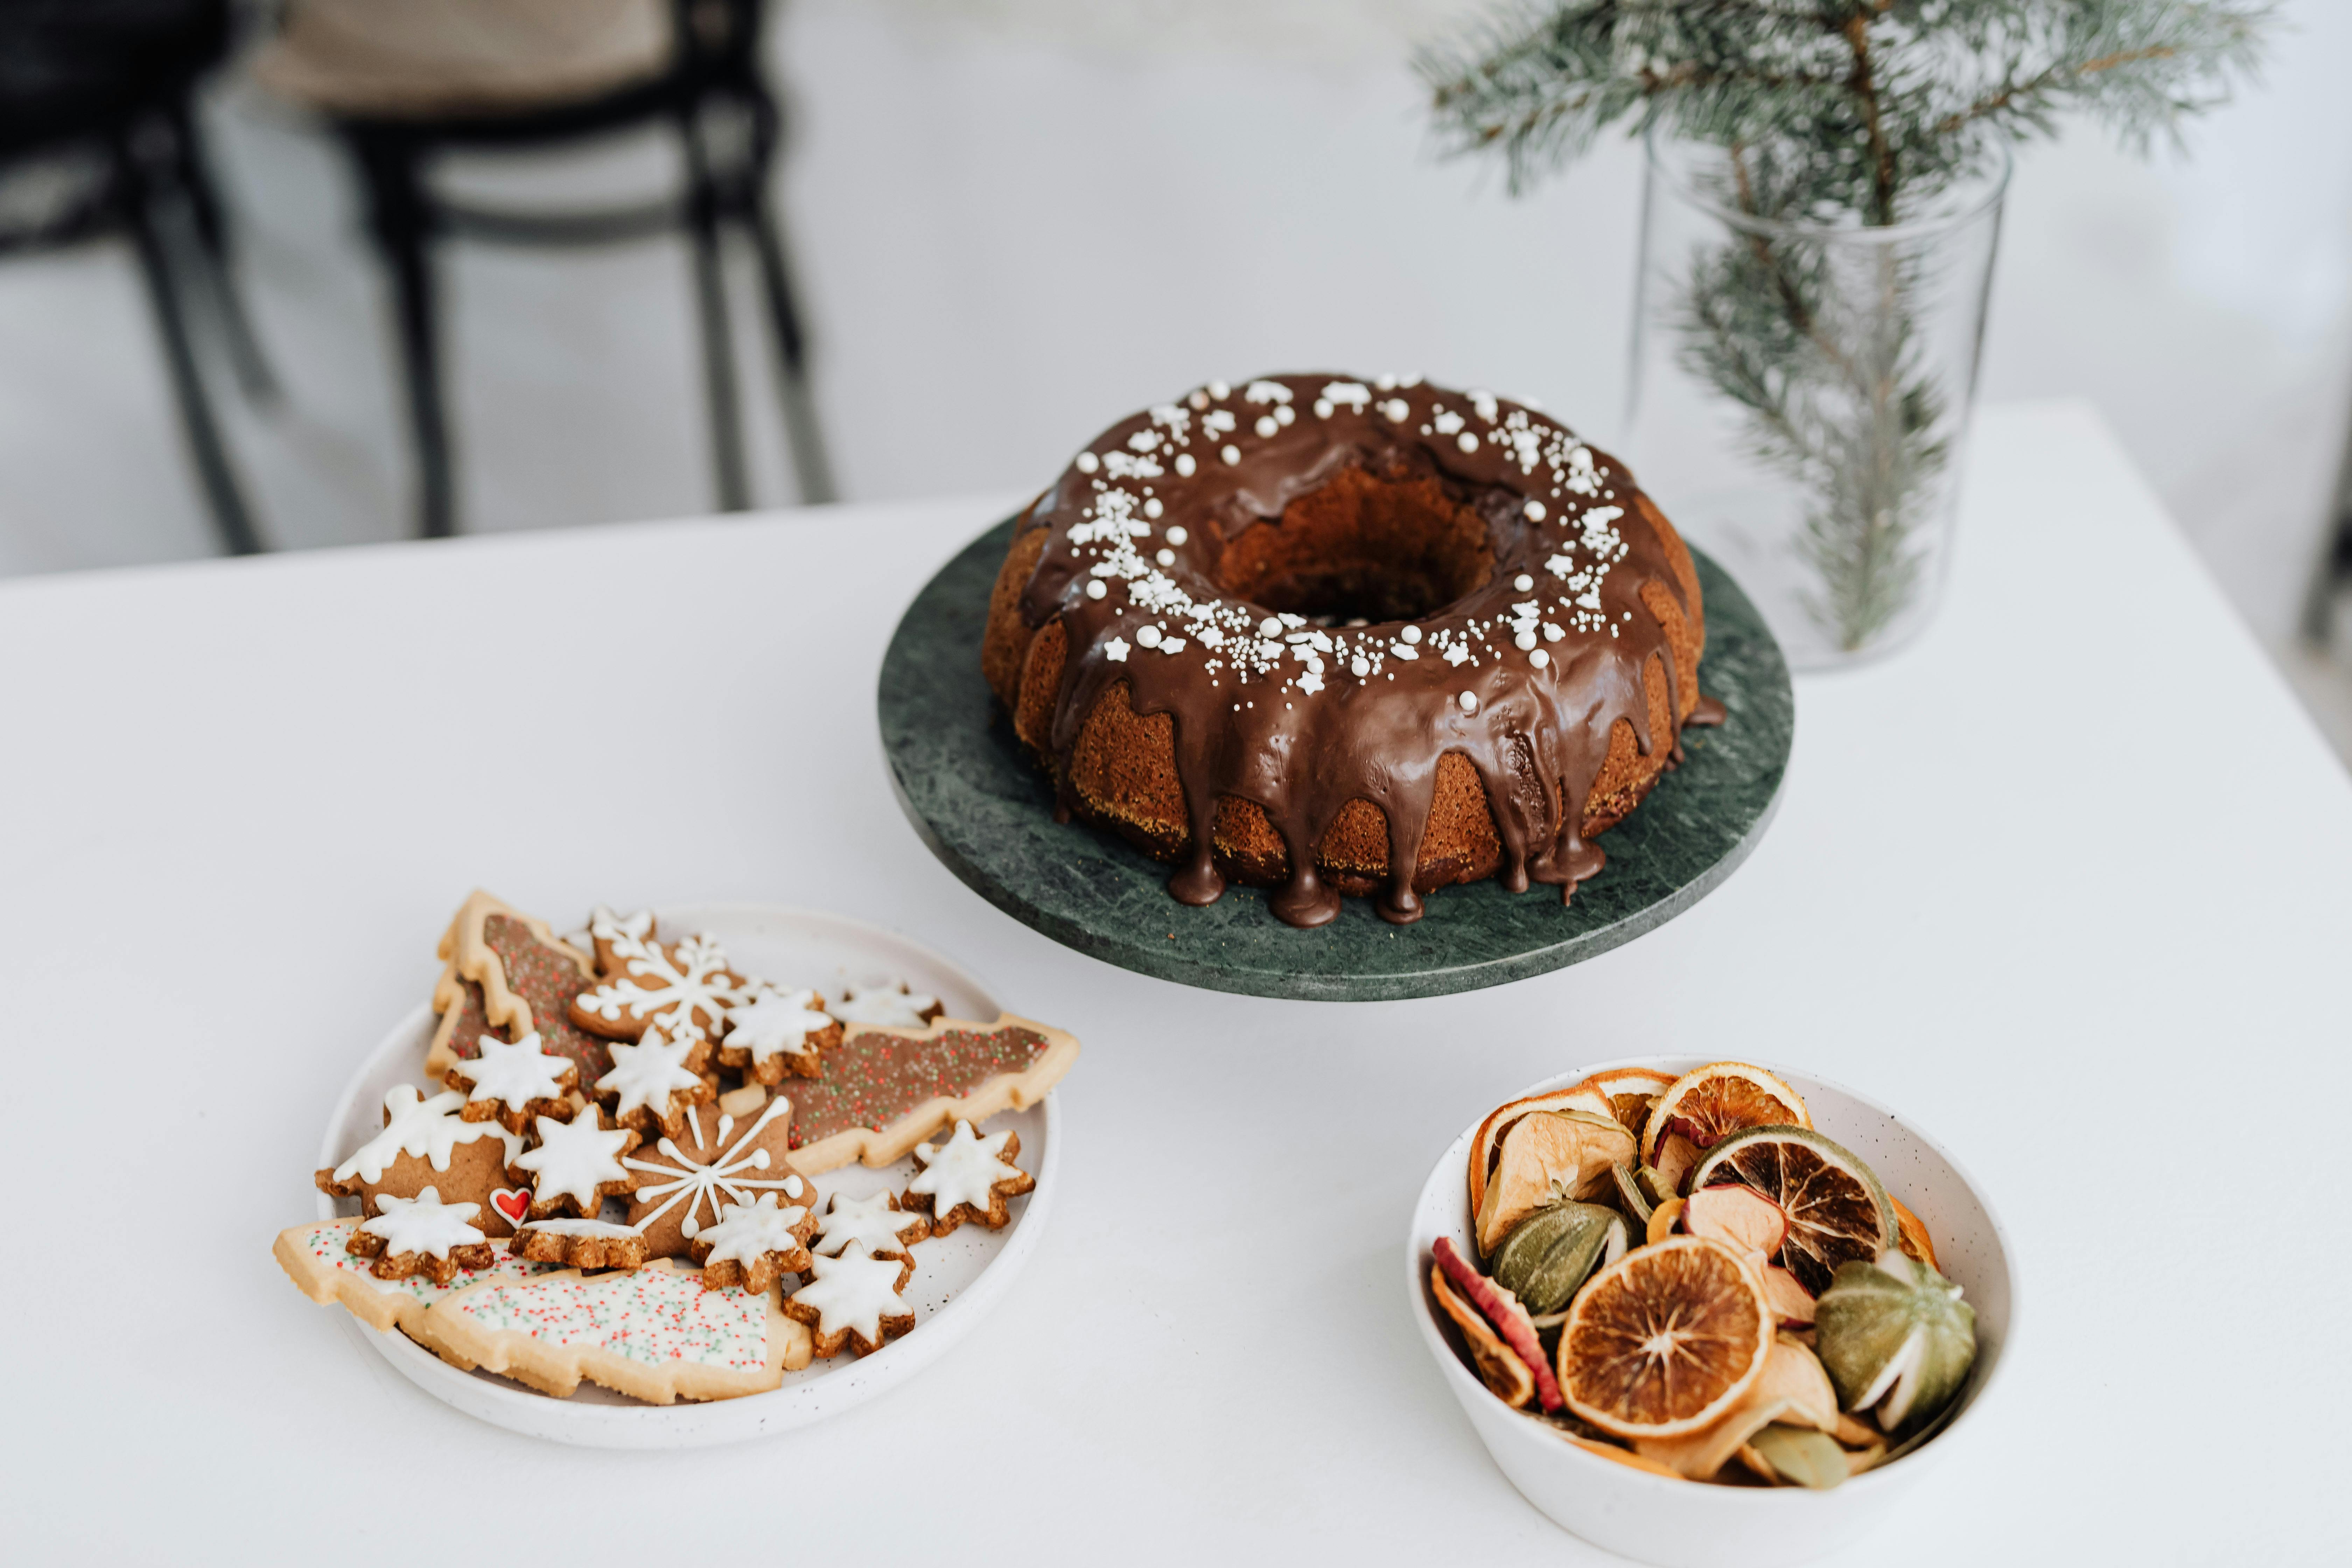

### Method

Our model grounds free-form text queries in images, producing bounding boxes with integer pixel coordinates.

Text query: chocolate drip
[1016,373,1708,927]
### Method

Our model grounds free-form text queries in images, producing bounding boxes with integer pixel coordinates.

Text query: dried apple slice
[1467,1085,1616,1219]
[1429,1264,1534,1409]
[1759,1265,1817,1326]
[1639,1062,1810,1166]
[1432,1236,1564,1411]
[1472,1110,1636,1256]
[1683,1184,1788,1254]
[1650,1133,1700,1199]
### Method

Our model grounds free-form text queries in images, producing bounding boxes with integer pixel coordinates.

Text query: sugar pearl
[1351,656,1370,677]
[1376,373,1398,391]
[1457,432,1479,453]
[1165,526,1188,545]
[1544,623,1562,642]
[1275,404,1295,426]
[1530,649,1550,668]
[1221,444,1241,465]
[1382,399,1409,422]
[1135,624,1162,648]
[1175,454,1197,477]
[1144,497,1163,518]
[1458,691,1478,713]
[1075,452,1099,474]
[1314,398,1334,418]
[1524,499,1546,521]
[1156,549,1175,566]
[1085,580,1106,600]
[1400,625,1423,644]
[1513,573,1534,591]
[1209,380,1231,399]
[1260,617,1283,637]
[1515,631,1538,650]
[1255,415,1278,439]
[1189,390,1210,411]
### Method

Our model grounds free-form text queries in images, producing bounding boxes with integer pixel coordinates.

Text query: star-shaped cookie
[691,1192,816,1293]
[811,1189,929,1262]
[443,1030,579,1133]
[592,1022,717,1138]
[785,1242,916,1358]
[903,1120,1033,1234]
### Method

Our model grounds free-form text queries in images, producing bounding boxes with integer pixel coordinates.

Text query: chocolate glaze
[1011,373,1708,929]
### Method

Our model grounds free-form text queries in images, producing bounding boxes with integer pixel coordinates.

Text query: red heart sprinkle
[492,1189,530,1224]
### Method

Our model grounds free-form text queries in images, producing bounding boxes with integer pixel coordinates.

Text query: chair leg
[351,134,456,539]
[741,88,837,505]
[168,96,278,404]
[119,139,264,556]
[678,106,751,513]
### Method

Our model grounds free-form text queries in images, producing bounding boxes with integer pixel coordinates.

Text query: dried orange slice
[1429,1264,1534,1409]
[1576,1067,1677,1140]
[1688,1126,1895,1297]
[1557,1235,1773,1440]
[1890,1197,1939,1272]
[1467,1084,1614,1219]
[1639,1063,1810,1165]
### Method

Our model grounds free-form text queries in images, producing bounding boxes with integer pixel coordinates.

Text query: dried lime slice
[1688,1125,1895,1295]
[1815,1249,1978,1433]
[1491,1200,1626,1316]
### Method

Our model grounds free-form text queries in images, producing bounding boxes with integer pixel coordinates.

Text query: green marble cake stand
[878,518,1793,1002]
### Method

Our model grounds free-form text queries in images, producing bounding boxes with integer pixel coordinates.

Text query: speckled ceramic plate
[878,518,1793,1001]
[312,904,1060,1449]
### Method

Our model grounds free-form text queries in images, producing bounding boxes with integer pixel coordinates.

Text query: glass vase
[1623,133,2009,670]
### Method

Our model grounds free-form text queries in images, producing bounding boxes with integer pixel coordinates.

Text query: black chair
[254,0,835,539]
[0,0,276,555]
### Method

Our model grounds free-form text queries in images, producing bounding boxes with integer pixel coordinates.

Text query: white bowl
[314,903,1062,1449]
[1406,1057,2016,1568]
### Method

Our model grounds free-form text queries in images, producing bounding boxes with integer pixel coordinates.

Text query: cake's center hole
[1214,466,1495,624]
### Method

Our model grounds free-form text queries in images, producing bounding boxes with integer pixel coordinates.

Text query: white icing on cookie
[359,1187,484,1259]
[624,1096,806,1241]
[698,1193,811,1269]
[577,932,749,1031]
[836,983,939,1027]
[595,1024,708,1122]
[813,1190,926,1258]
[789,1243,910,1343]
[722,987,833,1062]
[457,1031,570,1109]
[908,1120,1022,1217]
[517,1216,641,1238]
[333,1085,521,1185]
[512,1114,634,1210]
[588,905,655,945]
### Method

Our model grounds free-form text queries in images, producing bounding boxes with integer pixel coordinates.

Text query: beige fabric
[251,0,674,120]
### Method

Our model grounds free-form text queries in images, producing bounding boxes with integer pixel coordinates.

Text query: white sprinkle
[1382,399,1409,422]
[1161,636,1185,653]
[1105,637,1130,662]
[1524,499,1546,521]
[1175,454,1197,477]
[1457,432,1479,453]
[1209,380,1230,399]
[1400,625,1423,645]
[1351,656,1370,677]
[1156,548,1175,566]
[1144,497,1163,519]
[1544,623,1562,642]
[1135,624,1162,648]
[1513,573,1534,591]
[1515,631,1538,651]
[1376,372,1398,391]
[1166,526,1188,545]
[1458,691,1478,713]
[1255,415,1278,439]
[1221,445,1241,465]
[1530,649,1550,668]
[1075,452,1099,474]
[1314,399,1334,418]
[1260,617,1283,637]
[1275,404,1295,426]
[1189,390,1210,411]
[1085,580,1106,601]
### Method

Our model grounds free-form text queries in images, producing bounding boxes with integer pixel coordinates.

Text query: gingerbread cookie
[586,904,655,973]
[274,1218,552,1332]
[443,1030,579,1133]
[343,1187,495,1284]
[691,1192,816,1293]
[315,1084,524,1236]
[509,1111,639,1218]
[411,1258,810,1401]
[426,890,611,1082]
[786,1014,1079,1173]
[569,930,751,1042]
[904,1121,1033,1234]
[785,1242,916,1358]
[835,981,944,1027]
[716,987,840,1084]
[510,1217,648,1271]
[592,1022,716,1138]
[811,1189,929,1262]
[623,1093,806,1260]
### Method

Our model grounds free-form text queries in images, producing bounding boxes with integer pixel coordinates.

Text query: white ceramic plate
[1407,1057,2016,1568]
[313,903,1061,1449]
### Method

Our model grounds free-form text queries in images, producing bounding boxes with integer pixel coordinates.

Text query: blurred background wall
[5,0,2351,747]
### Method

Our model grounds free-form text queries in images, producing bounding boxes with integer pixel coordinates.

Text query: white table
[3,401,2346,1562]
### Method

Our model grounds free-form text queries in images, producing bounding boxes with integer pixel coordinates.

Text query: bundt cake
[981,373,1721,929]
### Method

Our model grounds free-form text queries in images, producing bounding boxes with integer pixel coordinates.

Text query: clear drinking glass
[1623,132,2009,670]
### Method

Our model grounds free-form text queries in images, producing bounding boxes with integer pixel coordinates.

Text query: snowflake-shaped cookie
[623,1094,809,1259]
[835,982,943,1027]
[592,1022,716,1138]
[316,1084,524,1229]
[569,931,751,1042]
[812,1189,929,1261]
[692,1192,816,1293]
[903,1121,1033,1234]
[510,1111,639,1218]
[443,1031,579,1133]
[344,1187,492,1284]
[586,904,656,973]
[715,987,841,1084]
[784,1242,916,1358]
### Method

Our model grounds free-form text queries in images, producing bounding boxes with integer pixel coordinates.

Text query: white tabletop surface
[3,400,2346,1562]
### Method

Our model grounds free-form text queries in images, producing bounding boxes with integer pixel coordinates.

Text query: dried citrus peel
[1429,1264,1534,1409]
[1433,1236,1564,1412]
